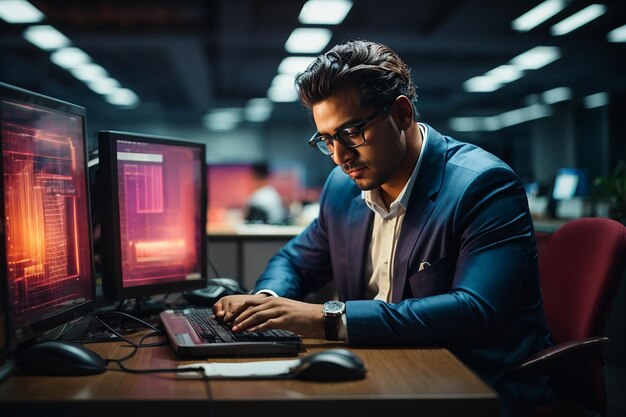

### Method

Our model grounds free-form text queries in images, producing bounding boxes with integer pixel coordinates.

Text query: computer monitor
[552,168,589,200]
[0,82,96,372]
[97,130,207,315]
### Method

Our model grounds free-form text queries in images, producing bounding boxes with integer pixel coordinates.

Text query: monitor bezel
[98,130,208,302]
[0,81,97,350]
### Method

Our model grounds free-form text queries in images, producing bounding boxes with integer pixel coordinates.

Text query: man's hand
[213,294,325,339]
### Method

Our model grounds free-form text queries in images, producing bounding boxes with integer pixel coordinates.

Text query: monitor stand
[115,297,166,318]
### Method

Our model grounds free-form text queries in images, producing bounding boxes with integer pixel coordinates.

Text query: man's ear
[394,95,414,131]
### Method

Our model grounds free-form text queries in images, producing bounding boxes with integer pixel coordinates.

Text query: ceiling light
[70,63,108,82]
[448,116,500,132]
[448,117,486,132]
[245,98,274,122]
[510,46,560,70]
[285,28,332,54]
[267,85,299,102]
[607,24,626,42]
[202,108,242,131]
[463,76,501,93]
[278,56,316,74]
[299,0,353,25]
[105,88,139,107]
[50,47,91,69]
[541,87,572,104]
[23,25,70,50]
[497,104,552,128]
[512,0,568,32]
[583,92,609,109]
[0,0,44,23]
[87,77,120,95]
[551,4,606,36]
[484,65,523,84]
[271,73,296,89]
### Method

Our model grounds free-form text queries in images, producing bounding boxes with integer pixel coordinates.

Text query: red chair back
[538,218,626,344]
[536,217,626,415]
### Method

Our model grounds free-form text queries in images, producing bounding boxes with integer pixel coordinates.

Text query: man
[214,40,555,415]
[245,161,286,224]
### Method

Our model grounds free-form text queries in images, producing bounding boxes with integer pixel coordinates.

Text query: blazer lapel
[346,195,373,300]
[391,125,447,303]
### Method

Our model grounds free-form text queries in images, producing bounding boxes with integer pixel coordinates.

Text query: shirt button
[383,259,389,264]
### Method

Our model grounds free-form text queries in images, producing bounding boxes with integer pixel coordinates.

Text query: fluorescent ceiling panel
[463,76,501,93]
[23,25,70,50]
[542,87,572,104]
[583,92,609,109]
[510,46,560,70]
[484,65,523,84]
[299,0,353,24]
[607,24,626,42]
[245,98,274,122]
[551,4,606,36]
[512,0,568,32]
[50,47,91,69]
[0,0,43,23]
[285,28,332,54]
[105,88,139,107]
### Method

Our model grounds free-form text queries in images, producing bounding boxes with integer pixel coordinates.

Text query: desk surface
[0,337,499,417]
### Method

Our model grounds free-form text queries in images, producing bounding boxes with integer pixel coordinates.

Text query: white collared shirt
[362,123,428,302]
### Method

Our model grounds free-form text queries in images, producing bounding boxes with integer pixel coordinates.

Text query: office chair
[508,217,626,416]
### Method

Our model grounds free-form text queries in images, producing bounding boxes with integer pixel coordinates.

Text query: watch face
[323,301,345,314]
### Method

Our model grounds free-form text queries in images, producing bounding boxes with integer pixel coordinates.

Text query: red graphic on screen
[2,101,92,328]
[116,141,202,288]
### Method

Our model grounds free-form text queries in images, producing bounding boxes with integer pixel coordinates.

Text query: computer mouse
[290,348,367,381]
[184,277,247,307]
[15,340,107,376]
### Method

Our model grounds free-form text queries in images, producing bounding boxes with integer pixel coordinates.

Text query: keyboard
[159,307,303,357]
[185,308,301,343]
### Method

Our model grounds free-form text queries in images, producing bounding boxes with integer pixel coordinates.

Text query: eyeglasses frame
[308,103,391,156]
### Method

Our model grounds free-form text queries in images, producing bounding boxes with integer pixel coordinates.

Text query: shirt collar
[363,123,429,219]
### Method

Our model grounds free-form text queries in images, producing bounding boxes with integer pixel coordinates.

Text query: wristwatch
[322,300,345,341]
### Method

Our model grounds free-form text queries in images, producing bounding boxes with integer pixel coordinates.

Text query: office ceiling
[1,0,626,137]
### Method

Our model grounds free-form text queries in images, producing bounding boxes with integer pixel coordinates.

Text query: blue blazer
[255,125,553,406]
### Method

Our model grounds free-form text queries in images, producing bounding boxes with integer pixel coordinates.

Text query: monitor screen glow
[98,131,207,301]
[0,82,95,346]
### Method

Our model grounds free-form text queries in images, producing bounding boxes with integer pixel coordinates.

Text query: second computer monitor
[98,131,207,307]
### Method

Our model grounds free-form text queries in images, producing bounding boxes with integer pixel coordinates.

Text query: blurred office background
[1,0,625,225]
[1,0,625,412]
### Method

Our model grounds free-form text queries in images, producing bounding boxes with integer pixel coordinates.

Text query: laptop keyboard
[184,308,302,343]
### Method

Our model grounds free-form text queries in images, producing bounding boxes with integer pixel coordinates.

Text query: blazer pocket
[407,257,455,298]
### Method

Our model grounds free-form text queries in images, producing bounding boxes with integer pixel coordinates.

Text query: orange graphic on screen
[2,107,92,328]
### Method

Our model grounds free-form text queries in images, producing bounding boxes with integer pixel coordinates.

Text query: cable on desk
[91,316,167,351]
[58,310,164,344]
[104,329,206,377]
[94,310,162,333]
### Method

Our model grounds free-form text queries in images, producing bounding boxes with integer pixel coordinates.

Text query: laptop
[159,308,303,358]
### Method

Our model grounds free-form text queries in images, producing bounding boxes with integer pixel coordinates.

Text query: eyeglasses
[308,104,390,156]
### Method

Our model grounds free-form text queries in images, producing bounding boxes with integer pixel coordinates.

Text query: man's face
[311,89,406,191]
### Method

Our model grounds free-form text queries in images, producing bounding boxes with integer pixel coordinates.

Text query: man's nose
[331,139,355,165]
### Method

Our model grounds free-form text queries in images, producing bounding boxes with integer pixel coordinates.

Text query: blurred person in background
[245,161,286,224]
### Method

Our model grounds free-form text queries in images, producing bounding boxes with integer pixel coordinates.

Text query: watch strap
[324,314,340,341]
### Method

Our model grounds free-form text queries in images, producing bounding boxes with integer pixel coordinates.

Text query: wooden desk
[0,338,500,417]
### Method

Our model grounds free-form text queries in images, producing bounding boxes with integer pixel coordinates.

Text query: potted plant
[593,160,626,223]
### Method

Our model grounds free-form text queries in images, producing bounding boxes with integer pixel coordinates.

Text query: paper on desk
[177,359,301,379]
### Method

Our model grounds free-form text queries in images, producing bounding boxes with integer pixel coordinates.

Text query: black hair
[295,39,418,118]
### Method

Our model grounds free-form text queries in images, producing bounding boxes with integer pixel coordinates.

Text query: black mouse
[184,277,247,307]
[290,348,367,381]
[15,340,107,376]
